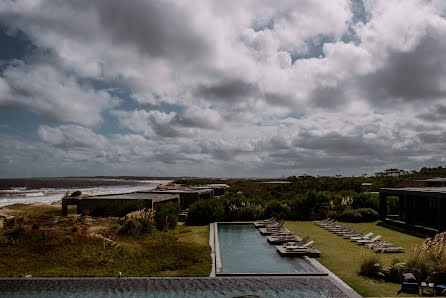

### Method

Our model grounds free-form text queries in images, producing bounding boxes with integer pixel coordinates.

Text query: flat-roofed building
[191,184,230,196]
[379,184,446,235]
[149,188,214,208]
[62,192,180,216]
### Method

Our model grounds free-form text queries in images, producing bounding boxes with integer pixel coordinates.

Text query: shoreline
[0,178,173,208]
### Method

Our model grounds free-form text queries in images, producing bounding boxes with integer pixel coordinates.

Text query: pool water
[217,224,318,274]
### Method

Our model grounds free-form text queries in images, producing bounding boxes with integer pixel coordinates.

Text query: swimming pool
[216,223,319,274]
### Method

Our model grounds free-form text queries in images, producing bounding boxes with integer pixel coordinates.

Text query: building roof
[424,178,446,182]
[65,192,179,202]
[261,181,291,184]
[148,188,213,194]
[380,187,446,197]
[202,184,230,188]
[361,183,372,186]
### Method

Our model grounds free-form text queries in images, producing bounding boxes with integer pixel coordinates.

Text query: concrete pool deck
[0,276,358,297]
[211,222,360,297]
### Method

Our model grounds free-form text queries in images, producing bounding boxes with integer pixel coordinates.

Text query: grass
[1,203,76,217]
[0,216,211,277]
[285,221,424,297]
[175,225,209,244]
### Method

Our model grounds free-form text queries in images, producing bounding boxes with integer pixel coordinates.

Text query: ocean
[0,178,171,207]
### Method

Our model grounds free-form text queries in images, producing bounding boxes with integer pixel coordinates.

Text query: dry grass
[407,232,446,278]
[0,214,211,277]
[119,209,156,236]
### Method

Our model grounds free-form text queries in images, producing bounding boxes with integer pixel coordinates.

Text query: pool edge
[209,223,216,277]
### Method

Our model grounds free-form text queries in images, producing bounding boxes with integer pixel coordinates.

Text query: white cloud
[0,62,118,126]
[1,0,446,177]
[37,125,108,149]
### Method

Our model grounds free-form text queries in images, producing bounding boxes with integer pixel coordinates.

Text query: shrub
[186,199,225,225]
[120,209,155,236]
[360,254,382,277]
[337,208,378,222]
[70,191,82,197]
[6,225,28,239]
[358,208,379,222]
[337,209,363,222]
[226,202,264,221]
[300,191,331,220]
[15,216,28,226]
[155,202,181,231]
[264,200,290,220]
[351,193,379,211]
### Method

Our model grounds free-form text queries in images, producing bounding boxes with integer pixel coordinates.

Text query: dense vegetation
[186,191,379,225]
[183,166,446,225]
[0,215,211,277]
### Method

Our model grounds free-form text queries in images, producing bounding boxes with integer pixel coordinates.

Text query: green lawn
[285,221,424,297]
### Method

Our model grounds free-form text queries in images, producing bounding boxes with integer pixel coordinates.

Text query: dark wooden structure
[148,188,214,208]
[62,192,179,216]
[191,184,229,196]
[379,186,446,235]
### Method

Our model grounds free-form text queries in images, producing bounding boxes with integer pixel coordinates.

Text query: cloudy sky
[1,0,446,178]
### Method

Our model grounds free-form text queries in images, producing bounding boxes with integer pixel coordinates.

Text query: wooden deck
[254,222,269,228]
[276,245,321,257]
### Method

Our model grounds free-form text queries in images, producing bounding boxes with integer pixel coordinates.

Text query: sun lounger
[318,219,336,227]
[259,227,290,235]
[350,232,373,241]
[267,235,301,244]
[357,235,382,244]
[333,227,355,234]
[315,218,333,225]
[326,224,352,232]
[283,240,314,249]
[265,220,284,229]
[254,217,277,228]
[366,241,393,248]
[257,217,276,223]
[278,236,310,246]
[340,230,365,237]
[374,246,405,253]
[268,230,294,236]
[276,244,320,257]
[324,222,342,229]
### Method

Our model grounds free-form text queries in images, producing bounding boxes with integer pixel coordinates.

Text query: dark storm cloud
[93,0,209,61]
[308,85,349,109]
[194,79,258,103]
[293,131,379,156]
[361,34,446,102]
